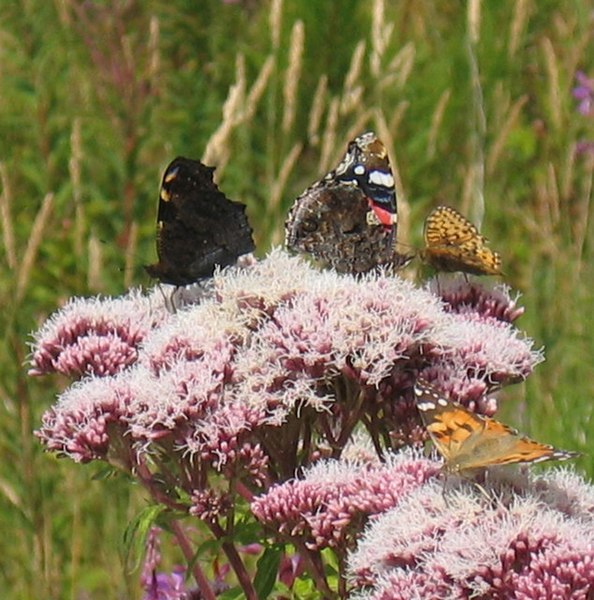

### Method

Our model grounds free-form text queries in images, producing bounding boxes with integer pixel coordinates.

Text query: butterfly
[420,206,502,276]
[414,379,579,475]
[285,132,411,274]
[145,157,255,286]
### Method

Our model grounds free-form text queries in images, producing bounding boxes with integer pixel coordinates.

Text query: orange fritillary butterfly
[421,206,502,276]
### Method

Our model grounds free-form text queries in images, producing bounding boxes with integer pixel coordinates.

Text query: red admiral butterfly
[285,132,406,274]
[145,157,255,286]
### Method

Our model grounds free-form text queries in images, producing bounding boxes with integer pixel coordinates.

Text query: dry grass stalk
[319,98,339,173]
[270,0,283,51]
[245,56,275,120]
[388,100,410,134]
[461,164,476,221]
[533,178,558,259]
[508,0,530,58]
[547,162,560,226]
[573,157,593,268]
[427,88,451,160]
[124,220,138,289]
[344,109,374,145]
[561,144,576,203]
[467,0,482,45]
[370,0,393,78]
[541,37,562,131]
[0,162,16,270]
[202,54,247,168]
[282,20,304,133]
[148,16,160,85]
[341,41,365,115]
[87,232,103,292]
[387,42,416,90]
[69,118,84,258]
[16,192,54,304]
[465,14,486,228]
[54,0,71,26]
[307,74,328,146]
[269,141,303,213]
[344,41,366,94]
[486,94,528,175]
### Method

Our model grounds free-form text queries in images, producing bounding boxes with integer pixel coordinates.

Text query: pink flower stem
[292,539,336,598]
[334,383,366,453]
[208,521,258,600]
[170,520,216,600]
[234,480,255,502]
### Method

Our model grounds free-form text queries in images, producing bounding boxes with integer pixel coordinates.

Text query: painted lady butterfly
[285,132,410,274]
[414,379,579,475]
[421,206,502,276]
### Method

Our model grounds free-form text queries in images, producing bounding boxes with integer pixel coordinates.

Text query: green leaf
[218,586,245,600]
[254,546,282,600]
[122,504,166,574]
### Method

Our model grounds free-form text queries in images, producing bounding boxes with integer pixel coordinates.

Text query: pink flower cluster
[348,469,594,599]
[32,250,540,468]
[251,450,439,550]
[29,289,167,378]
[29,249,558,596]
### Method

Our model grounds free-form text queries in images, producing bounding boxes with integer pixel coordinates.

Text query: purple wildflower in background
[573,71,594,116]
[573,71,594,156]
[30,249,557,596]
[141,528,191,600]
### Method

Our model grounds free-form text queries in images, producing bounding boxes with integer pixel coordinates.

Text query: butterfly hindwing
[145,157,255,286]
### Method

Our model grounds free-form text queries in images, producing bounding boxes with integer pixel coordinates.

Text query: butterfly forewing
[414,380,579,475]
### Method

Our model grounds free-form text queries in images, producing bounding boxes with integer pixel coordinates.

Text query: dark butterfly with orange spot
[145,157,255,286]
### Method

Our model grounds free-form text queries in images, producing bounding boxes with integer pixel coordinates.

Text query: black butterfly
[145,157,255,286]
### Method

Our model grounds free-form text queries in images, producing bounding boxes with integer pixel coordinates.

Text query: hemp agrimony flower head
[347,469,594,600]
[32,250,540,467]
[30,249,545,596]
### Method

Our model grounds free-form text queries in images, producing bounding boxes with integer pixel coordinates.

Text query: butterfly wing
[146,157,255,286]
[331,132,397,234]
[422,206,502,275]
[414,380,578,473]
[414,379,488,468]
[285,132,402,274]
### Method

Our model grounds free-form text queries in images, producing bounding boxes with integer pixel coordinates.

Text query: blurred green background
[1,0,593,597]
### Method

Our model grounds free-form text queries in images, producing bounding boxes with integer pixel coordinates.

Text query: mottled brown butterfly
[285,132,411,274]
[414,379,579,476]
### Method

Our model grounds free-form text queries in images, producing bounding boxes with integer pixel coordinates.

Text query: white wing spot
[417,401,436,411]
[369,170,394,188]
[437,398,448,407]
